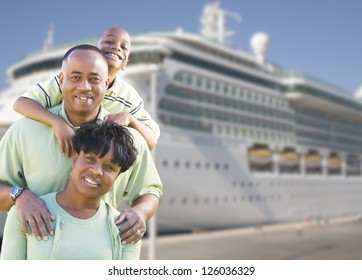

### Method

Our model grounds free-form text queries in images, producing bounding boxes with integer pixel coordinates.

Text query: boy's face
[97,27,131,72]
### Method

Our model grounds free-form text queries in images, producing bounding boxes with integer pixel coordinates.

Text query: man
[0,44,163,245]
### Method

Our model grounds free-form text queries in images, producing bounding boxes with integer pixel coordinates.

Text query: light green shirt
[0,103,163,206]
[0,193,141,260]
[22,75,160,139]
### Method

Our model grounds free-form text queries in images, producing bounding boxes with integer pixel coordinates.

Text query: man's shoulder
[10,117,46,130]
[8,108,61,137]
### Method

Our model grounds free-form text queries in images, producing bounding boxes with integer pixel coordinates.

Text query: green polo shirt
[22,75,160,139]
[0,103,163,207]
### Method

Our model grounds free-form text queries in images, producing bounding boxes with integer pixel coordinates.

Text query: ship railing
[281,71,351,96]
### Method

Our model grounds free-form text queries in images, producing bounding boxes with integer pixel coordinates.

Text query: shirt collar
[106,75,123,96]
[52,103,110,130]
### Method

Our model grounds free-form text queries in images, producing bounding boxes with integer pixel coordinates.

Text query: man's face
[97,27,131,72]
[59,49,109,121]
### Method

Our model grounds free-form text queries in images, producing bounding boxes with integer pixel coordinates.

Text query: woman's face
[71,146,121,199]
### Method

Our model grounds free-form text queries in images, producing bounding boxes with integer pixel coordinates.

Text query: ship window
[215,83,220,92]
[185,161,190,168]
[162,160,168,167]
[222,84,228,94]
[174,161,180,168]
[206,80,211,90]
[186,74,192,85]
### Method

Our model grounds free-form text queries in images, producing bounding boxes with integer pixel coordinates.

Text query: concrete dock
[140,215,362,260]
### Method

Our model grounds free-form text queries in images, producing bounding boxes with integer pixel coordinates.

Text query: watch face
[11,186,23,201]
[11,187,19,195]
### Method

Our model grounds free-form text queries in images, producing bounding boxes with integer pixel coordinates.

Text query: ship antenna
[200,1,241,43]
[43,24,54,50]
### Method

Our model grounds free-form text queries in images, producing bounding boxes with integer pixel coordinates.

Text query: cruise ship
[1,2,362,238]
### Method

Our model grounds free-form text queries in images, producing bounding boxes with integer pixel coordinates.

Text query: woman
[0,122,139,260]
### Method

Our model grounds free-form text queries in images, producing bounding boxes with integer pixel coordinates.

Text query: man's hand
[116,208,147,244]
[15,189,55,241]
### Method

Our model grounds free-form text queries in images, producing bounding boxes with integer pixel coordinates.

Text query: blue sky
[0,0,361,94]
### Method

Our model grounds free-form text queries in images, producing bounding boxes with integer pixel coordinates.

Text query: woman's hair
[73,122,137,173]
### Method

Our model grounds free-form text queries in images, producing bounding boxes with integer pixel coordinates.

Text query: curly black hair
[73,122,137,173]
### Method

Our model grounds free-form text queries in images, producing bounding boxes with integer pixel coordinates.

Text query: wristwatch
[10,186,24,202]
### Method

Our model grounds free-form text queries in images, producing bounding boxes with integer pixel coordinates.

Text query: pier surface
[141,215,362,260]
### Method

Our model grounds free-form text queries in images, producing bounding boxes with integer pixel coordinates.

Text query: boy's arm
[104,112,158,150]
[129,115,158,150]
[13,97,74,156]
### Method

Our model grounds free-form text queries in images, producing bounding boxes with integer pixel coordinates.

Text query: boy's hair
[73,122,137,173]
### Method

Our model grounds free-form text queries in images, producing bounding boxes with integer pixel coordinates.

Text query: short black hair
[73,122,137,173]
[62,44,107,64]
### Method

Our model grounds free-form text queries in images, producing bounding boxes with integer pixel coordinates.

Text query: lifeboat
[305,152,321,168]
[248,147,272,165]
[279,150,300,166]
[346,155,361,174]
[327,154,341,170]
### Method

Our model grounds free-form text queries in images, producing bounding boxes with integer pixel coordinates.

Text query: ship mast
[200,1,241,43]
[43,24,54,50]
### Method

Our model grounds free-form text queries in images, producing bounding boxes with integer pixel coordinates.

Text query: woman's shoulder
[39,192,57,207]
[104,202,121,219]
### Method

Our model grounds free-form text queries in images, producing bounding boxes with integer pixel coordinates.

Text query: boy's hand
[104,112,131,127]
[52,118,75,157]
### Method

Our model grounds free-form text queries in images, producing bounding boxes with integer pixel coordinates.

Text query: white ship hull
[151,126,362,232]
